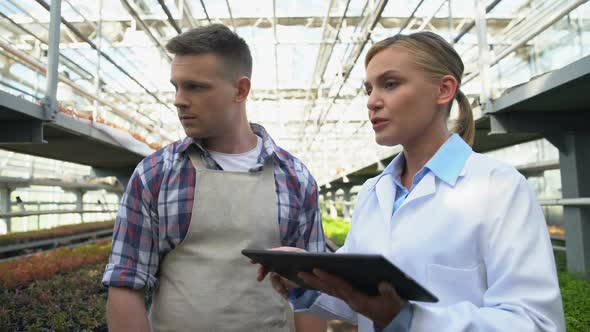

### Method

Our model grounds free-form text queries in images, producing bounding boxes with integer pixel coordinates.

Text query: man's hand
[299,269,406,328]
[253,246,306,299]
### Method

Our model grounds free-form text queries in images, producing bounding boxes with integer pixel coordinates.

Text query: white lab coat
[309,152,565,331]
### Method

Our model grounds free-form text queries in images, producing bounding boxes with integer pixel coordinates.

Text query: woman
[256,31,565,332]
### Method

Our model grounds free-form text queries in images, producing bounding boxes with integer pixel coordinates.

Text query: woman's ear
[234,76,251,103]
[437,75,458,106]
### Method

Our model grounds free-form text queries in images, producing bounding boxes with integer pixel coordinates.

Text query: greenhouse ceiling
[0,0,588,184]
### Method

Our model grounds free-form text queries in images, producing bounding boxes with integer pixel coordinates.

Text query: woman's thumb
[378,282,400,301]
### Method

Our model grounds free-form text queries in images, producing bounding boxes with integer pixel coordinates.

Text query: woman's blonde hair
[365,31,475,146]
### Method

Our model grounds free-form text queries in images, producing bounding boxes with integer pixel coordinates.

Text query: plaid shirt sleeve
[295,165,326,253]
[102,156,160,291]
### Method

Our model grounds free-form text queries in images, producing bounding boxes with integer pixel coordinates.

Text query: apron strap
[187,146,208,170]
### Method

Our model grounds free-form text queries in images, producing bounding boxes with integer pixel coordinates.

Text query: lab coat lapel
[400,172,436,209]
[375,174,395,221]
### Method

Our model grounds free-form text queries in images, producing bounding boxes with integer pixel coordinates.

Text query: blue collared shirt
[390,133,472,216]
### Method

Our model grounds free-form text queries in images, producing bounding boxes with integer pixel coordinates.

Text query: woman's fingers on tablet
[377,282,405,309]
[378,282,401,302]
[280,277,299,289]
[270,272,298,289]
[257,265,269,281]
[298,270,337,298]
[270,272,289,299]
[299,269,371,312]
[315,269,359,301]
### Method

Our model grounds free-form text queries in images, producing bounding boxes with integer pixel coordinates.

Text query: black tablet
[243,249,438,303]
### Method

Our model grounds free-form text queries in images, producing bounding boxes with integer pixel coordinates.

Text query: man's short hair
[165,24,253,80]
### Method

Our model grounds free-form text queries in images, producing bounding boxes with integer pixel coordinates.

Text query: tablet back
[243,249,437,303]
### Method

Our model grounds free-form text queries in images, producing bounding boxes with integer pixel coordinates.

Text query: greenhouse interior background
[0,0,589,330]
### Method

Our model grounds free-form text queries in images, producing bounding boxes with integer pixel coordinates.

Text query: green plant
[559,271,590,331]
[0,263,108,331]
[554,250,590,331]
[322,216,351,247]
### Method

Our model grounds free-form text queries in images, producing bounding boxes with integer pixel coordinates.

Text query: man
[102,24,326,331]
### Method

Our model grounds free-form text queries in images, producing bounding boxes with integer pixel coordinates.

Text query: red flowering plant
[0,241,111,289]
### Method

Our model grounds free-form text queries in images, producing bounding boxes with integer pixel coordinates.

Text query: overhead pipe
[453,0,502,43]
[199,0,212,23]
[225,0,237,32]
[464,0,587,85]
[398,0,426,34]
[120,0,172,62]
[299,0,352,138]
[0,10,94,82]
[304,0,388,155]
[158,0,182,34]
[0,38,175,142]
[21,0,133,104]
[418,0,448,31]
[32,0,175,114]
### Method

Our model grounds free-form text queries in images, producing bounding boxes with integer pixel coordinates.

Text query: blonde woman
[257,31,565,332]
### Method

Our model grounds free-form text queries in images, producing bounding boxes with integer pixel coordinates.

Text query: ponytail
[452,89,475,146]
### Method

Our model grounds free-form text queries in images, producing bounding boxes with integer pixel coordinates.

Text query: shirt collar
[177,123,286,164]
[374,133,472,188]
[424,133,472,186]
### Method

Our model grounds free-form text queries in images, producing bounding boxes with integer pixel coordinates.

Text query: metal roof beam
[120,0,171,61]
[8,16,516,31]
[301,0,388,157]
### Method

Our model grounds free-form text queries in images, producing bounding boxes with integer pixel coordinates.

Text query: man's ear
[437,75,458,106]
[234,76,251,103]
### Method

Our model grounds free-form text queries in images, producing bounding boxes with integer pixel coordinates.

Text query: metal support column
[342,187,352,221]
[42,0,62,121]
[93,0,104,121]
[75,190,84,223]
[447,0,454,44]
[473,0,492,109]
[0,187,11,233]
[558,131,590,279]
[325,189,338,218]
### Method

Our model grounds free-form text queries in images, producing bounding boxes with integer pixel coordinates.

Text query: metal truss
[0,0,587,184]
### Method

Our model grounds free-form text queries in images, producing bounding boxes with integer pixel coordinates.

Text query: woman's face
[364,46,446,147]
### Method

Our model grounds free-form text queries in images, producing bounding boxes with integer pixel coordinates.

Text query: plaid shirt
[102,124,325,291]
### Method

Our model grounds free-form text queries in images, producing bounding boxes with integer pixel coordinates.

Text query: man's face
[170,53,238,139]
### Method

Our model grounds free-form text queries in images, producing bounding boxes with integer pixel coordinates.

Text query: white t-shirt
[208,136,263,172]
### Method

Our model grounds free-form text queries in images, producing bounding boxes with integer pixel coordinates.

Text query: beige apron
[149,148,293,331]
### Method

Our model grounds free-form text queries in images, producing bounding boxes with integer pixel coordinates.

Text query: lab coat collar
[372,153,402,219]
[375,172,395,220]
[374,170,437,220]
[373,152,438,219]
[403,171,436,205]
